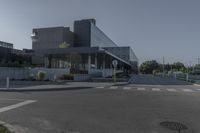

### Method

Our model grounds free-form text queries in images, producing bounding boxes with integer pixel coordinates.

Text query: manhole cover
[160,121,187,133]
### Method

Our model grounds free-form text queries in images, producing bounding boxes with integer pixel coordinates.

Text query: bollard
[113,67,116,83]
[186,73,189,81]
[54,75,57,82]
[6,77,9,89]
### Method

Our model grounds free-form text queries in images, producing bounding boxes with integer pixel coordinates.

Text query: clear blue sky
[0,0,200,65]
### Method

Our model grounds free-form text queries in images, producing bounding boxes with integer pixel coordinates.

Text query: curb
[0,86,93,92]
[193,84,200,87]
[0,120,19,133]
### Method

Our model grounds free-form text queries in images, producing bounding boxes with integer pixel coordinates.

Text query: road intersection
[0,75,199,132]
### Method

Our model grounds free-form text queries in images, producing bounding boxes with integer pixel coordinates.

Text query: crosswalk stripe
[152,88,160,91]
[137,88,146,91]
[166,88,177,92]
[182,89,194,92]
[105,86,198,93]
[96,86,104,89]
[123,87,131,90]
[109,86,118,89]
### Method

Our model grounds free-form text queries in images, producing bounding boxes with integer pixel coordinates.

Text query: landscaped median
[0,124,10,133]
[0,120,19,133]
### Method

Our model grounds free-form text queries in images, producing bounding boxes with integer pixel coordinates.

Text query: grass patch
[0,124,10,133]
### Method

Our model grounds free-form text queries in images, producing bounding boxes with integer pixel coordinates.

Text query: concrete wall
[88,69,102,77]
[0,67,107,81]
[0,67,69,80]
[29,68,70,80]
[0,67,29,80]
[32,27,73,50]
[74,20,91,47]
[89,68,114,78]
[74,74,91,81]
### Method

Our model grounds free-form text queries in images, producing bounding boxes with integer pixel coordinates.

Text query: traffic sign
[112,60,118,67]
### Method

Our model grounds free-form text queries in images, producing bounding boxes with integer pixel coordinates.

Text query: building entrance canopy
[35,47,131,74]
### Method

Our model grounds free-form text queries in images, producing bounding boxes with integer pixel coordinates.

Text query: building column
[102,54,106,77]
[103,54,105,70]
[95,53,97,69]
[88,54,91,72]
[110,56,112,69]
[44,57,49,68]
[48,55,52,68]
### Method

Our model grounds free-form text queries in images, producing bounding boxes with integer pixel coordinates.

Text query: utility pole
[162,56,165,77]
[189,60,192,73]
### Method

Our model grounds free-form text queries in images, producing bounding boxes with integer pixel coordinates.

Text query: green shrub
[37,71,46,80]
[0,124,10,133]
[58,74,74,80]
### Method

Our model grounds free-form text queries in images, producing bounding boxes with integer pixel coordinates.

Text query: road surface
[0,75,199,133]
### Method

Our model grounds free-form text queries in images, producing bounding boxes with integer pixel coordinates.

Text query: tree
[139,60,160,74]
[164,63,172,72]
[194,64,200,70]
[172,62,185,71]
[59,42,70,48]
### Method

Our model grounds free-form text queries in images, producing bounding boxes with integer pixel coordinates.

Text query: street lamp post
[112,60,118,83]
[162,56,165,77]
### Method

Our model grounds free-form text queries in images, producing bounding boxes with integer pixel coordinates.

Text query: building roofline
[33,26,70,31]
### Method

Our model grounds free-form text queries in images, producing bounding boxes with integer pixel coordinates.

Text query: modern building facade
[32,27,74,50]
[31,19,138,76]
[0,41,32,67]
[0,41,13,49]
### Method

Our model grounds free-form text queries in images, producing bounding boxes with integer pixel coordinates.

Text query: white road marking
[95,86,104,89]
[152,88,161,91]
[0,100,37,113]
[182,89,194,92]
[0,98,26,101]
[109,86,118,89]
[123,87,131,90]
[137,88,146,91]
[166,88,177,92]
[197,89,200,91]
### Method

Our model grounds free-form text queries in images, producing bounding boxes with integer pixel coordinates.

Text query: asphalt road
[0,76,199,133]
[129,74,191,85]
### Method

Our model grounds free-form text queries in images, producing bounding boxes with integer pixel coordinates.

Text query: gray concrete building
[0,41,32,67]
[32,27,74,50]
[31,19,138,76]
[0,41,13,49]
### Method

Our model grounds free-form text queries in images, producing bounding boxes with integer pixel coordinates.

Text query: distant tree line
[139,60,199,74]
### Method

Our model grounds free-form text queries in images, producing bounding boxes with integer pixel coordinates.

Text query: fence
[0,67,70,80]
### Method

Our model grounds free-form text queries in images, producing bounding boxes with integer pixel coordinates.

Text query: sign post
[112,60,118,83]
[6,77,9,89]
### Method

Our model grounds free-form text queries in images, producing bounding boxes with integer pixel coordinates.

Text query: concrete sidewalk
[0,82,127,92]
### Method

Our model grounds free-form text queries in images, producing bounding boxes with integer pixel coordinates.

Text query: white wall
[0,67,70,80]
